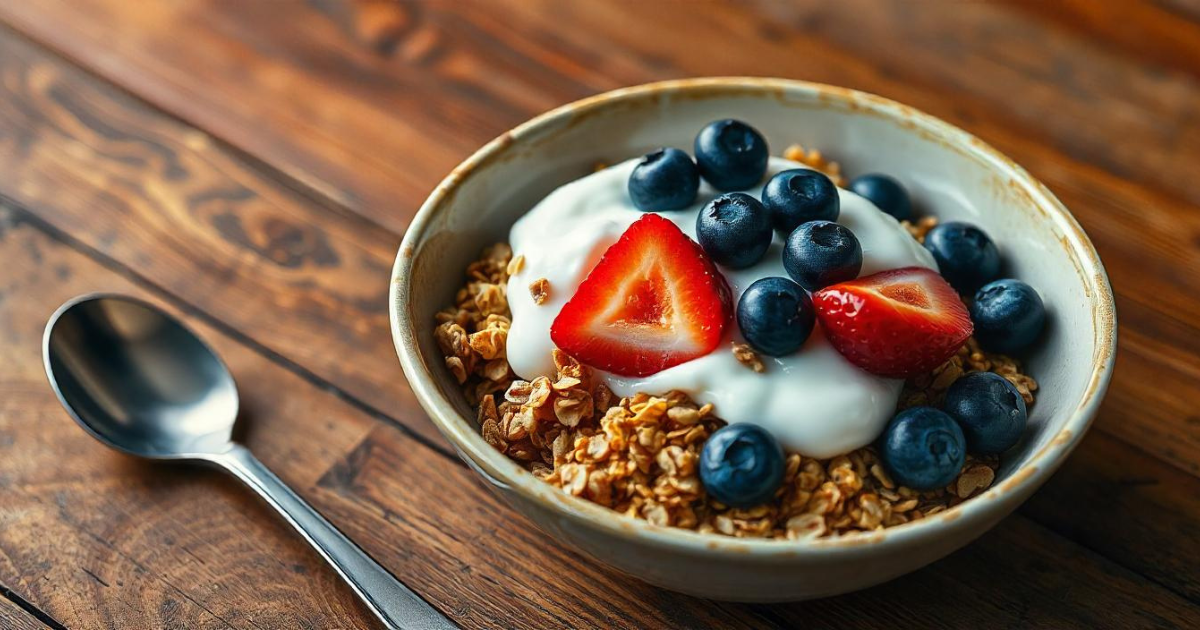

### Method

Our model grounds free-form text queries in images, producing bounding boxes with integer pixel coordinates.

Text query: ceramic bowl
[389,78,1116,601]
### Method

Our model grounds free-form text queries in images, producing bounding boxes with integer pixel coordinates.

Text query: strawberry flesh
[551,214,731,377]
[812,267,972,378]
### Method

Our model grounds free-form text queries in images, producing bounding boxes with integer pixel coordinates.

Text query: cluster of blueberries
[629,119,1045,359]
[625,119,1049,507]
[881,250,1044,489]
[630,119,879,358]
[878,218,1049,491]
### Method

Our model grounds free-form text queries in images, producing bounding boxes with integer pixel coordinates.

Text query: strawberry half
[812,267,972,378]
[551,214,732,377]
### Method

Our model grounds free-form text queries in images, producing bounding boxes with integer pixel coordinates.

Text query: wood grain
[0,211,377,628]
[0,0,494,228]
[1021,430,1200,602]
[0,0,1196,627]
[0,28,444,452]
[763,517,1199,629]
[1,0,1196,216]
[1,66,1197,629]
[732,0,1200,203]
[2,0,1199,481]
[0,595,48,630]
[1003,0,1200,78]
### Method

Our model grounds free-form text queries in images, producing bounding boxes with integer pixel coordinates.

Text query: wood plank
[757,517,1198,628]
[1096,299,1200,477]
[1157,0,1200,24]
[2,0,1198,221]
[0,595,50,630]
[0,0,503,228]
[0,27,444,450]
[2,14,1199,486]
[1022,430,1200,602]
[1002,0,1200,78]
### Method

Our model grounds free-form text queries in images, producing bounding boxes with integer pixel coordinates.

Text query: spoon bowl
[44,294,238,459]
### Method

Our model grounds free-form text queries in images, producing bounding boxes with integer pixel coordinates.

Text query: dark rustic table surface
[0,1,1198,628]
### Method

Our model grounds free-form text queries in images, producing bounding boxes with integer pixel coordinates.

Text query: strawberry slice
[551,214,732,377]
[812,267,972,378]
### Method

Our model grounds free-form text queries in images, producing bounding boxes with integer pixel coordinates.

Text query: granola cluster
[434,244,516,406]
[433,157,1039,540]
[902,215,940,243]
[782,144,846,187]
[901,337,1037,409]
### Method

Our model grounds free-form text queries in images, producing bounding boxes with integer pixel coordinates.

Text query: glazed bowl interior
[393,79,1114,579]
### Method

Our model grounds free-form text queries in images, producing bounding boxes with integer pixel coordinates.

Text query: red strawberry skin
[551,214,731,377]
[812,267,972,378]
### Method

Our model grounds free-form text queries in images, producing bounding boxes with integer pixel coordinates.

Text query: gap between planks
[0,581,69,630]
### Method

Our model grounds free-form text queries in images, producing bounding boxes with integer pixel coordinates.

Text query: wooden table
[0,1,1197,627]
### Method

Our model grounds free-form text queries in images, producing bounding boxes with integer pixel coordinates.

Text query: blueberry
[762,169,840,234]
[694,119,769,192]
[627,148,700,212]
[736,277,815,357]
[944,372,1028,454]
[923,221,1001,294]
[696,192,772,269]
[970,279,1046,354]
[880,407,966,491]
[782,221,863,291]
[847,174,912,221]
[699,424,786,508]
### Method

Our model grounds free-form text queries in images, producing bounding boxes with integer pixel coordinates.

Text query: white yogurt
[506,157,936,458]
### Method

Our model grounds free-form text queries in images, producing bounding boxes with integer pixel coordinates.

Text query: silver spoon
[43,294,454,630]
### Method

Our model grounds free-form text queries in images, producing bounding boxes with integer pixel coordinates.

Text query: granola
[528,277,551,305]
[782,144,846,187]
[731,342,766,373]
[437,246,1036,540]
[434,158,1038,540]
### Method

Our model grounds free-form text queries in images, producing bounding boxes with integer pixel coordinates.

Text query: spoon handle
[215,444,455,630]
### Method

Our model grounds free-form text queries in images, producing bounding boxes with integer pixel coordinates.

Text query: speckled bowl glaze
[390,78,1116,602]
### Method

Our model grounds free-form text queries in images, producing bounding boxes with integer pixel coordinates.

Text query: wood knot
[212,211,340,269]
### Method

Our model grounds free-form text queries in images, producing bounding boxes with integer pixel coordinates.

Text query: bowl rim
[390,77,1117,559]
